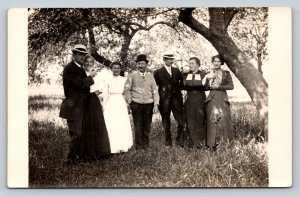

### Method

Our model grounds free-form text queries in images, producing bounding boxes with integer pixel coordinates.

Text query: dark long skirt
[82,93,111,161]
[206,91,233,147]
[184,91,206,148]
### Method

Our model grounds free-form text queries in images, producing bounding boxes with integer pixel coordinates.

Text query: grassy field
[28,94,268,188]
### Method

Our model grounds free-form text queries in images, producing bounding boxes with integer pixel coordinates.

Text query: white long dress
[102,76,133,153]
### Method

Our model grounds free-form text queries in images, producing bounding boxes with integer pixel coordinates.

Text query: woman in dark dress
[183,57,207,148]
[203,55,234,149]
[81,55,111,161]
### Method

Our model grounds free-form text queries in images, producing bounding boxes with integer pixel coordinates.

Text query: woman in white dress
[101,62,133,153]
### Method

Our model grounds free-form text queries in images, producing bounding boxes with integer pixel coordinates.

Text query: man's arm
[123,74,133,104]
[178,70,185,90]
[153,70,160,87]
[64,68,94,88]
[151,75,160,105]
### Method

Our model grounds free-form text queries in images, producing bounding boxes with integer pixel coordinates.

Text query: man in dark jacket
[59,44,96,164]
[154,54,184,147]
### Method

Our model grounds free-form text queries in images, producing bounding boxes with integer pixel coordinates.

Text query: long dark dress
[183,70,207,147]
[81,92,111,161]
[205,69,234,147]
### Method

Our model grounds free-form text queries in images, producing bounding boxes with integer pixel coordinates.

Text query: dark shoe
[98,154,113,160]
[135,146,143,150]
[165,141,172,147]
[205,145,217,152]
[142,145,149,150]
[175,140,184,148]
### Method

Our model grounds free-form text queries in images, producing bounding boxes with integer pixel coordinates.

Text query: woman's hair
[211,55,225,65]
[84,54,95,63]
[189,57,201,66]
[109,61,122,69]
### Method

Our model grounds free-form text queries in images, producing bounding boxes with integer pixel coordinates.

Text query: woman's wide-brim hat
[71,44,88,54]
[135,54,149,63]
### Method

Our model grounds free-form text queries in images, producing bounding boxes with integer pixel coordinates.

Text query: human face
[74,52,87,65]
[164,58,174,67]
[212,57,222,70]
[84,57,94,70]
[111,64,121,76]
[189,59,199,73]
[136,61,147,73]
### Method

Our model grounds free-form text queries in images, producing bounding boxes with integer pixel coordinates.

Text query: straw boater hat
[163,54,175,59]
[71,44,88,54]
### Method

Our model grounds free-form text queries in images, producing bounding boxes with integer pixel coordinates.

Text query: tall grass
[28,95,268,187]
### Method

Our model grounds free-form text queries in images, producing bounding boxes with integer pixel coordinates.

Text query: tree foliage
[28,8,179,83]
[228,8,268,74]
[28,8,269,83]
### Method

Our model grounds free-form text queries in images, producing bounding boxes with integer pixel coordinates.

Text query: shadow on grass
[29,119,69,187]
[29,95,62,111]
[29,117,268,188]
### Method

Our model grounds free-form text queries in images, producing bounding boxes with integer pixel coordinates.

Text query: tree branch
[127,21,176,31]
[178,8,212,40]
[87,27,111,67]
[88,27,97,52]
[124,8,176,21]
[224,8,239,29]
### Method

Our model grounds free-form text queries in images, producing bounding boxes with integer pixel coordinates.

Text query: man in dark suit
[59,44,97,164]
[154,54,184,147]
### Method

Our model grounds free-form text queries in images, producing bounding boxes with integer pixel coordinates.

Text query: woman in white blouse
[91,61,133,153]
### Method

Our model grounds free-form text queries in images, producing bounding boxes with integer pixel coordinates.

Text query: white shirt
[74,60,90,76]
[164,65,172,76]
[73,60,82,68]
[138,71,146,78]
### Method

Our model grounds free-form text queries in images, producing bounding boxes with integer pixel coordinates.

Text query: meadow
[28,94,268,188]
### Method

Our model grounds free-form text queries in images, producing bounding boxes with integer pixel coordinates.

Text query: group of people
[59,44,234,165]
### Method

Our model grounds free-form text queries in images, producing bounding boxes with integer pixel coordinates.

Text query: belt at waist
[187,90,205,94]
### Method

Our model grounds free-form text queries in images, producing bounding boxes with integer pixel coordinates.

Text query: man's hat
[135,54,149,63]
[71,44,88,54]
[163,54,175,59]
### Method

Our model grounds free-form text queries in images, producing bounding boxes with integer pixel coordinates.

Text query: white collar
[164,65,172,75]
[73,60,82,68]
[138,71,146,76]
[164,65,172,70]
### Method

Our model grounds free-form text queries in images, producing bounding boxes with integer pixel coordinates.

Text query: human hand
[182,65,190,73]
[182,91,187,102]
[153,104,159,114]
[90,69,97,77]
[95,90,101,96]
[210,84,219,89]
[206,70,216,80]
[127,104,131,114]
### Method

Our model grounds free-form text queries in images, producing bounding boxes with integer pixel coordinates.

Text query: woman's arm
[216,71,234,90]
[202,73,214,91]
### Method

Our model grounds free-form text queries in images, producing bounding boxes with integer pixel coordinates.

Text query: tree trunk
[120,27,134,71]
[179,8,268,140]
[257,52,263,75]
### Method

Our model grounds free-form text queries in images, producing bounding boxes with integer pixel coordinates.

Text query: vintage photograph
[25,7,271,187]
